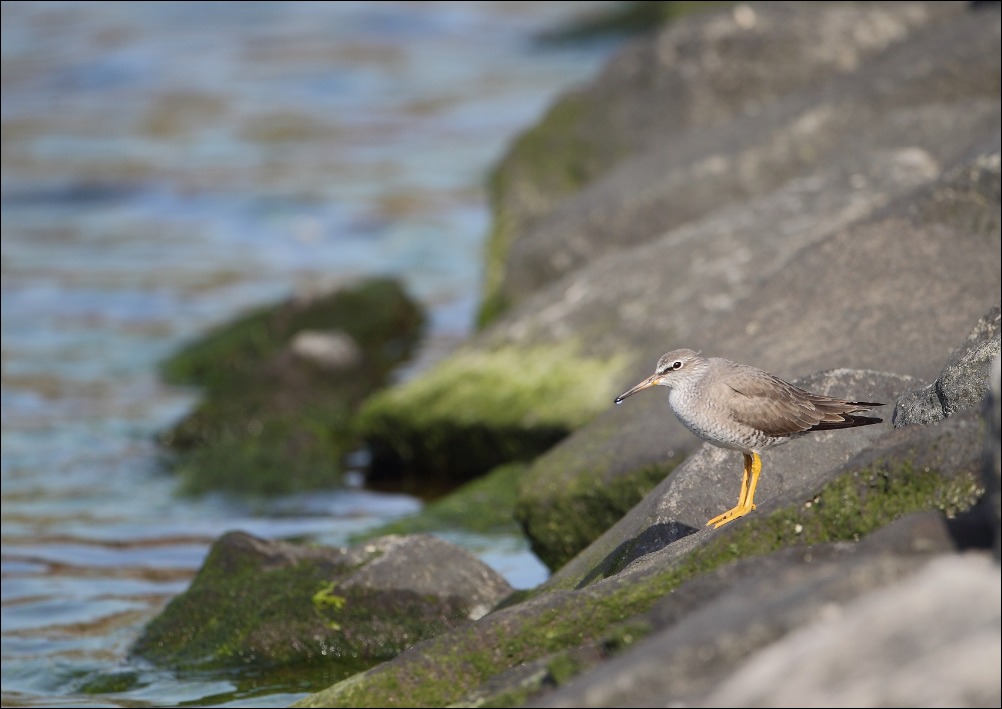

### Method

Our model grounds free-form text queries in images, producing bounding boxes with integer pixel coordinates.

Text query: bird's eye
[672,360,683,370]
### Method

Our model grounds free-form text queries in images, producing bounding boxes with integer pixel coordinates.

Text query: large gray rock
[498,136,999,569]
[693,554,1000,707]
[485,1,996,319]
[360,0,999,503]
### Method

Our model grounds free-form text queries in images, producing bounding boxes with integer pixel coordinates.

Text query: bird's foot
[706,502,756,529]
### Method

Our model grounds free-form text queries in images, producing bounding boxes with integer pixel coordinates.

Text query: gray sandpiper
[615,348,884,528]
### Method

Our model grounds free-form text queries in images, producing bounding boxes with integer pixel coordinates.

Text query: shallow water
[1,2,622,705]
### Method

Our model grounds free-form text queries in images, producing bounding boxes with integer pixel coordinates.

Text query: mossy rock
[517,453,677,572]
[162,277,421,391]
[158,277,424,494]
[515,412,686,571]
[477,91,628,328]
[132,531,511,672]
[133,531,378,671]
[355,344,628,491]
[295,457,982,708]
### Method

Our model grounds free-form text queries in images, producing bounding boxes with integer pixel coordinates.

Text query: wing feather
[716,367,882,437]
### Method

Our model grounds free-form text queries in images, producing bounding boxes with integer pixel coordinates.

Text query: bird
[614,349,884,528]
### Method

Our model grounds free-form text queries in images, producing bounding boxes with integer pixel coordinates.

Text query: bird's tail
[808,399,884,431]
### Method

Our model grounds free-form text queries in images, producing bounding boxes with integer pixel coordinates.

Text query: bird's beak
[614,374,661,404]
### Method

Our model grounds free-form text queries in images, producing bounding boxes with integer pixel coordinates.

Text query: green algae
[356,344,628,488]
[311,585,473,660]
[538,1,734,43]
[515,412,684,571]
[133,545,351,670]
[162,277,421,391]
[517,459,677,571]
[477,2,736,329]
[294,565,683,708]
[604,461,984,581]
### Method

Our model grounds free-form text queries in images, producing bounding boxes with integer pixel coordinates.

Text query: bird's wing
[717,369,880,437]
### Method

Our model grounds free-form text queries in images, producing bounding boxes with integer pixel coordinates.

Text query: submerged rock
[158,276,424,494]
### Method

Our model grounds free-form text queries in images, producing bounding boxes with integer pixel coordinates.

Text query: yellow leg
[736,455,752,508]
[706,452,762,528]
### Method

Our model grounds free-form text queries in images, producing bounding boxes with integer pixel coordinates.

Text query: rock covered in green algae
[132,530,512,671]
[355,343,627,490]
[158,276,424,495]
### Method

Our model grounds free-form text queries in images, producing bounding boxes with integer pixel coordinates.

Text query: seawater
[0,2,623,706]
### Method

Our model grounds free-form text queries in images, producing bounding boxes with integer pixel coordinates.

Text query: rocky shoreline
[140,3,1001,706]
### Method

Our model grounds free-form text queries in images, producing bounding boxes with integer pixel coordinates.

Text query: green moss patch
[311,585,473,660]
[356,344,627,490]
[603,461,983,580]
[162,277,421,390]
[296,573,671,709]
[133,539,355,670]
[477,93,626,328]
[518,458,677,571]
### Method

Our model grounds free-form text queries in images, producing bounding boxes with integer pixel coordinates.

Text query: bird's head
[614,348,704,404]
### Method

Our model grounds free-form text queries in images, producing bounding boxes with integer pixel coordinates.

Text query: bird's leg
[736,454,752,508]
[743,452,762,511]
[706,452,761,529]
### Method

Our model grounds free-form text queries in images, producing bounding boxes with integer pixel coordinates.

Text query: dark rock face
[894,302,1001,426]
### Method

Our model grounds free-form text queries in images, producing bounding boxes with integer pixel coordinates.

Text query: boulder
[132,531,511,671]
